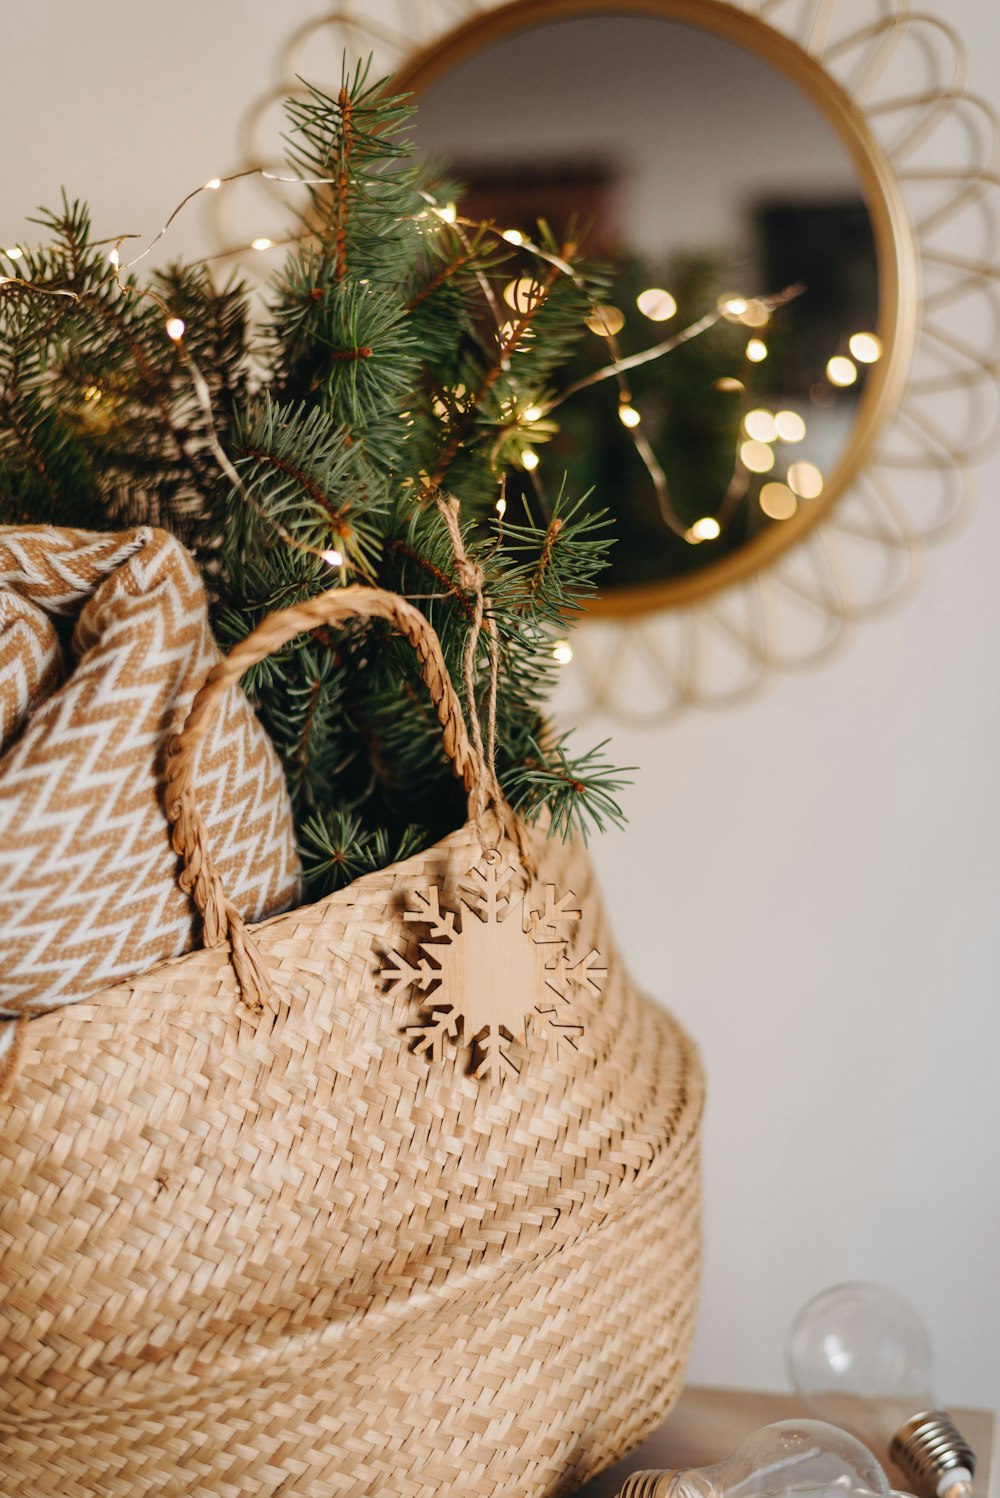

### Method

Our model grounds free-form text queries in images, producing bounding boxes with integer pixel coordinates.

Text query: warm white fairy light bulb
[618,403,641,429]
[251,237,273,252]
[320,548,343,567]
[759,482,797,520]
[109,249,120,268]
[205,178,222,191]
[687,517,721,543]
[718,294,748,320]
[775,410,806,443]
[495,496,507,519]
[746,338,768,363]
[585,304,625,337]
[849,332,882,364]
[743,409,777,444]
[636,287,677,322]
[616,1419,893,1498]
[6,247,23,261]
[433,202,457,224]
[827,355,858,387]
[504,277,546,314]
[520,448,539,471]
[787,462,824,499]
[787,1283,977,1498]
[552,639,573,665]
[522,404,543,424]
[501,228,524,246]
[165,317,186,342]
[740,299,770,328]
[740,440,775,474]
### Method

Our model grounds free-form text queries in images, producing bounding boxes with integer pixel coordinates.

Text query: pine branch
[499,484,614,624]
[299,810,424,899]
[2,63,634,886]
[504,733,633,844]
[225,395,383,576]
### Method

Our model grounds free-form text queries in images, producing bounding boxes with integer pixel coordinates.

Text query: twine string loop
[435,496,530,870]
[165,585,481,1008]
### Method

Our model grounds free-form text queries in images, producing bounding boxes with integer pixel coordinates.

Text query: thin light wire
[113,167,350,272]
[0,162,804,570]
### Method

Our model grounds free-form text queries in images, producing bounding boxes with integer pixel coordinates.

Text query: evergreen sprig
[299,811,424,898]
[0,61,632,896]
[506,733,633,844]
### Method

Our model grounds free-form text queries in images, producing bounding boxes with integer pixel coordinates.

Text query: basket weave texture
[0,587,703,1498]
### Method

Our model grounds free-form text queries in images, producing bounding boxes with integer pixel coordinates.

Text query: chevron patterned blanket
[0,526,301,1090]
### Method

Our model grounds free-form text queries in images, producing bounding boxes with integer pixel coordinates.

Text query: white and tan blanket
[0,525,301,1089]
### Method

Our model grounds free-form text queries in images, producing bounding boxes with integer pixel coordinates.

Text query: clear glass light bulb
[787,1282,976,1498]
[616,1418,891,1498]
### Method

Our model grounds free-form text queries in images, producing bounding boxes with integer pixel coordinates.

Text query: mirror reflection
[409,12,882,603]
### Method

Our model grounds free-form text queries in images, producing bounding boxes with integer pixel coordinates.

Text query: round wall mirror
[399,0,915,614]
[211,0,997,719]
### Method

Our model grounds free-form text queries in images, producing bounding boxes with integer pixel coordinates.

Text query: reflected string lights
[632,289,880,536]
[740,440,775,474]
[744,409,777,443]
[774,410,806,442]
[1,148,884,576]
[759,482,797,520]
[550,268,883,545]
[686,516,722,543]
[850,332,882,363]
[787,461,824,499]
[636,287,676,322]
[826,354,858,387]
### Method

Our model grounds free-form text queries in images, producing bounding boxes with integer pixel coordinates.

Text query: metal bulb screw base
[616,1471,677,1498]
[890,1412,977,1498]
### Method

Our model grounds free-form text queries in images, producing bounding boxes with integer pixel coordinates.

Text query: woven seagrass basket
[0,587,703,1498]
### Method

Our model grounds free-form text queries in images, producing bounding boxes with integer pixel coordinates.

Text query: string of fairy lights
[1,164,882,668]
[417,206,881,548]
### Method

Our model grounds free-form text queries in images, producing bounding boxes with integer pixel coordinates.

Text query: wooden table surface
[579,1386,997,1498]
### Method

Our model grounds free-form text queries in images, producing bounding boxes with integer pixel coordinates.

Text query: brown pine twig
[528,517,564,601]
[335,87,353,282]
[296,677,324,771]
[406,240,477,312]
[388,538,479,623]
[238,445,354,539]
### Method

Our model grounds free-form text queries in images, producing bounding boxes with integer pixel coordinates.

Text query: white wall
[587,503,1000,1409]
[3,0,998,1416]
[411,15,859,263]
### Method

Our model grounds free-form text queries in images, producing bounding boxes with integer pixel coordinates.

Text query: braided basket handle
[163,585,480,1010]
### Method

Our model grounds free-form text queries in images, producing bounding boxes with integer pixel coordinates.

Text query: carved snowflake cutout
[381,851,605,1082]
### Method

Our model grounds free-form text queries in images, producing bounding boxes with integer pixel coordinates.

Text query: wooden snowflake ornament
[382,851,605,1082]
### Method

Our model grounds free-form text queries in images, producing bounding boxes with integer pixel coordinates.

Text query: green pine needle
[505,734,633,844]
[2,61,633,880]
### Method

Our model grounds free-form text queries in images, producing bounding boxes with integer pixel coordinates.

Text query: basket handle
[163,585,480,1010]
